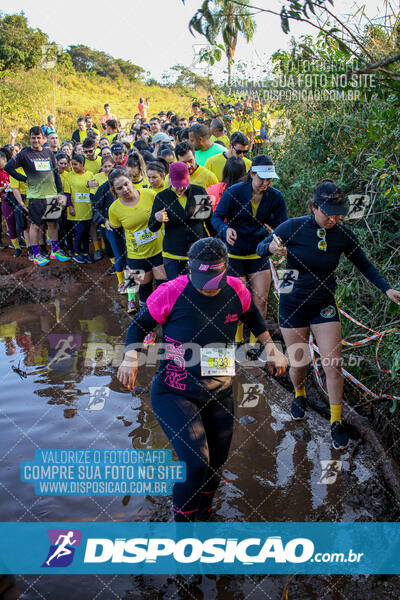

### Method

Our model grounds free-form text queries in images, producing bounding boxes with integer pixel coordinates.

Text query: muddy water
[0,282,399,599]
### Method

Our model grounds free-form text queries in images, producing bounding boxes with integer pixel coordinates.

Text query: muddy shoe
[291,395,306,420]
[13,248,22,258]
[331,421,349,450]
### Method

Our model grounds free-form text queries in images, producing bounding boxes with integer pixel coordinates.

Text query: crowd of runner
[1,95,399,521]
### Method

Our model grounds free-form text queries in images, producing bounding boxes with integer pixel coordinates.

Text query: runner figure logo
[317,460,342,484]
[240,383,264,408]
[42,529,82,567]
[277,269,299,294]
[320,305,336,319]
[86,386,110,410]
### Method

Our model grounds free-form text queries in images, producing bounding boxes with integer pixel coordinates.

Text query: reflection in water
[0,287,384,599]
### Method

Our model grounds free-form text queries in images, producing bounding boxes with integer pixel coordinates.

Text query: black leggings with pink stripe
[151,381,234,521]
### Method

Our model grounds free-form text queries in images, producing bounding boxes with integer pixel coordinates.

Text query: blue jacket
[211,179,288,256]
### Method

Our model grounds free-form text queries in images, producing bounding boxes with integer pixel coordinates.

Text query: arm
[256,219,291,258]
[4,156,26,182]
[269,190,288,229]
[92,184,107,226]
[11,187,28,212]
[148,193,165,232]
[211,186,233,241]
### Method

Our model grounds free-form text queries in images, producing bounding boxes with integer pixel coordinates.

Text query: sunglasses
[83,149,95,154]
[317,228,327,251]
[233,147,248,155]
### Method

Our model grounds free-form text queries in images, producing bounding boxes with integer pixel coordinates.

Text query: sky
[0,0,386,81]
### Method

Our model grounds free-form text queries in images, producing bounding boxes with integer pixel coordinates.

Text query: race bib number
[75,193,90,203]
[200,347,235,377]
[34,160,51,172]
[133,227,158,245]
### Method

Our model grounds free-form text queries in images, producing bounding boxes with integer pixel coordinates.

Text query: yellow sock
[330,404,342,425]
[295,386,306,398]
[235,322,244,343]
[93,240,100,251]
[116,271,124,285]
[11,238,20,250]
[110,257,115,264]
[249,331,257,344]
[100,237,105,250]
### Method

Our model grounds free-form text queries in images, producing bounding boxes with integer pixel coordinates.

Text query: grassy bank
[0,67,193,144]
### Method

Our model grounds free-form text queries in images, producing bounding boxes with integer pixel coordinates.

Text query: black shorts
[279,293,341,328]
[126,252,163,272]
[228,255,270,277]
[28,197,62,226]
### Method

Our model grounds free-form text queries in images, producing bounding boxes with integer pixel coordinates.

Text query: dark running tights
[151,382,234,521]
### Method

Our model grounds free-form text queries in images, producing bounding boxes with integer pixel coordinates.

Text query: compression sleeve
[65,193,72,207]
[344,230,391,293]
[240,299,269,337]
[125,306,159,348]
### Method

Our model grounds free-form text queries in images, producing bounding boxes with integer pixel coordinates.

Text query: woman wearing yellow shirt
[125,153,149,190]
[108,168,166,317]
[146,158,168,195]
[64,153,95,264]
[8,166,30,258]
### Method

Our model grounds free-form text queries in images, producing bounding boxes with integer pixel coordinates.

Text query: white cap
[251,165,279,179]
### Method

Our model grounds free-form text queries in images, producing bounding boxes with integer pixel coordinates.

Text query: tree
[0,12,49,70]
[67,45,144,82]
[188,0,256,87]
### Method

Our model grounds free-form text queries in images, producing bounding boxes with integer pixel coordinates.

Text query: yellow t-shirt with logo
[91,171,108,190]
[85,156,102,175]
[132,177,150,191]
[59,170,70,192]
[104,132,117,144]
[204,153,252,183]
[210,134,230,148]
[9,167,28,199]
[65,170,94,221]
[108,189,161,259]
[190,165,218,189]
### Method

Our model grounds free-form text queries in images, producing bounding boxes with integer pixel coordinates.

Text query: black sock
[138,281,153,305]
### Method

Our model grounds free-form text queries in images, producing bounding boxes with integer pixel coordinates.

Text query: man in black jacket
[148,161,216,280]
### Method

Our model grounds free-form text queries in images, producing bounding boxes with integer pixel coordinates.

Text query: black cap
[313,181,348,216]
[111,142,124,153]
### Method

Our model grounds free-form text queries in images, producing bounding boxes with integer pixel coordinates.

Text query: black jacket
[148,184,216,257]
[92,181,114,226]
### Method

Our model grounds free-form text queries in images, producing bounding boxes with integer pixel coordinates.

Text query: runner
[100,104,117,130]
[256,179,400,449]
[209,117,230,149]
[125,153,149,190]
[205,131,252,182]
[147,158,168,195]
[138,97,150,120]
[110,142,126,167]
[8,163,31,259]
[189,123,226,167]
[82,138,102,174]
[212,154,287,348]
[41,115,56,137]
[117,237,288,521]
[64,153,95,264]
[149,117,161,136]
[71,117,87,144]
[108,167,166,316]
[174,141,218,189]
[148,161,215,279]
[4,126,70,266]
[206,156,246,211]
[46,132,59,154]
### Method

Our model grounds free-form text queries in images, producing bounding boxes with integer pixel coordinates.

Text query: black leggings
[163,258,188,280]
[151,381,234,521]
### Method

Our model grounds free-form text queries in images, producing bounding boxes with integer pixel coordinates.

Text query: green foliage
[67,45,144,82]
[0,12,49,70]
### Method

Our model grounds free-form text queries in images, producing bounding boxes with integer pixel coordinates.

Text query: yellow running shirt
[85,156,102,174]
[108,189,162,259]
[9,167,28,199]
[65,170,94,221]
[189,165,218,189]
[132,177,150,191]
[204,153,251,182]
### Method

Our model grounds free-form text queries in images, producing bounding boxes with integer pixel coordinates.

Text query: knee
[322,358,343,380]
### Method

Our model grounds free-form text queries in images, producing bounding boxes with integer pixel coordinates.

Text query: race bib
[75,193,90,203]
[133,227,158,245]
[200,347,236,377]
[34,160,51,172]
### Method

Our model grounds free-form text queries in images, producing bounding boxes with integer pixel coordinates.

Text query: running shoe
[72,253,86,264]
[33,254,50,267]
[331,421,349,450]
[291,395,306,420]
[50,249,70,262]
[83,253,94,264]
[127,300,137,314]
[39,245,49,258]
[93,249,103,261]
[143,331,156,345]
[107,264,116,275]
[13,248,22,258]
[27,249,34,261]
[118,282,128,295]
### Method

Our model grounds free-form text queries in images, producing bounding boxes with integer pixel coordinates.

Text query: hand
[386,289,400,305]
[226,227,237,245]
[87,179,99,189]
[155,209,168,223]
[264,343,289,376]
[21,203,29,214]
[104,220,113,231]
[117,351,138,391]
[56,193,65,206]
[10,129,18,142]
[268,237,287,257]
[68,206,76,216]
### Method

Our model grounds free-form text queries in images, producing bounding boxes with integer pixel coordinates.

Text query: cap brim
[319,201,348,216]
[251,166,279,179]
[191,269,227,290]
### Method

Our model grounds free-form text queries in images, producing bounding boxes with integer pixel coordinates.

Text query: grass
[0,67,194,144]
